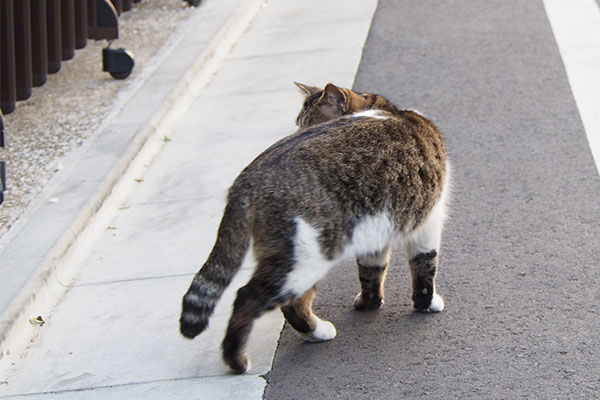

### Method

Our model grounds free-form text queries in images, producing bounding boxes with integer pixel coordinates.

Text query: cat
[180,82,450,374]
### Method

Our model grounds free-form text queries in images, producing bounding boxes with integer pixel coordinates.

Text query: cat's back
[247,110,445,179]
[232,111,446,215]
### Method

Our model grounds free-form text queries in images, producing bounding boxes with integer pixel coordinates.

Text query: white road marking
[544,0,600,176]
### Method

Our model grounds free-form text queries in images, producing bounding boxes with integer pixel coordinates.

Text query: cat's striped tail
[179,192,252,339]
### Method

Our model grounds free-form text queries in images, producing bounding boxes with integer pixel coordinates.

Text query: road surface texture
[264,1,600,399]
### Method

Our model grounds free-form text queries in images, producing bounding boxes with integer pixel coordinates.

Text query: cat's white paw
[299,317,337,342]
[427,293,444,313]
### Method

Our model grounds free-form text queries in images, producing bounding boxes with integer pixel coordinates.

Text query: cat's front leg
[354,248,391,311]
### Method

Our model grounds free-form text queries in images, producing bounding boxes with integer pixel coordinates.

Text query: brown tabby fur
[180,83,449,374]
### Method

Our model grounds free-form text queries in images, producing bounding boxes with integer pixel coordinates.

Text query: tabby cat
[180,82,450,374]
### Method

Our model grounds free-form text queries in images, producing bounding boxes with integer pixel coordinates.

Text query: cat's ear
[294,82,321,96]
[318,83,348,112]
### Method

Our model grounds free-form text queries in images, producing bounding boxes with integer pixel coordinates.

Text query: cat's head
[294,82,398,129]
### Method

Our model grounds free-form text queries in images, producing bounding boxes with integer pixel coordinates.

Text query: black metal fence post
[1,0,17,115]
[0,0,143,204]
[0,113,5,204]
[47,0,62,74]
[61,0,75,60]
[74,0,87,49]
[31,0,48,87]
[0,160,5,204]
[14,0,33,101]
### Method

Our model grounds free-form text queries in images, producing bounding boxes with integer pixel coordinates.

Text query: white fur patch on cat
[405,161,450,258]
[347,212,395,257]
[352,110,390,120]
[428,292,444,312]
[299,317,337,342]
[407,108,426,117]
[283,218,336,297]
[357,247,391,267]
[284,213,395,298]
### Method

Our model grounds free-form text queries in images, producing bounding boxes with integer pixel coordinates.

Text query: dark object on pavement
[103,46,135,80]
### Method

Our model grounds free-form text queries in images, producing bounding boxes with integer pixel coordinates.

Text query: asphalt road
[264,1,600,398]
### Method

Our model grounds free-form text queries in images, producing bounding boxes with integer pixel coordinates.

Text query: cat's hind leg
[221,281,261,374]
[278,217,338,342]
[354,247,391,311]
[222,273,287,374]
[222,215,337,372]
[405,193,447,313]
[281,287,337,342]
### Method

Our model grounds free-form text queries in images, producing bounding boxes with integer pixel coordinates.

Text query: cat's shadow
[275,304,444,376]
[303,301,443,345]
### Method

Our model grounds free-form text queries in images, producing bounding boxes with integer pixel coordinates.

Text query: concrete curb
[0,0,266,363]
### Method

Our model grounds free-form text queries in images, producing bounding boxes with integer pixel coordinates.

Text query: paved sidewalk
[0,0,377,398]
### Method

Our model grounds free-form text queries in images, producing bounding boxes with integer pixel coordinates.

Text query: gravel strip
[0,0,196,241]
